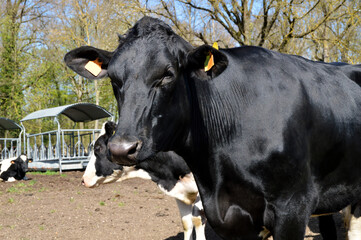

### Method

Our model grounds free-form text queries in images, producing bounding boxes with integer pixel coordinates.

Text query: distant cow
[0,155,29,182]
[65,17,361,240]
[82,122,206,240]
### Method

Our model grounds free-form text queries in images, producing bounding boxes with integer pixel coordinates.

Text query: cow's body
[0,155,29,182]
[82,122,206,240]
[65,17,361,240]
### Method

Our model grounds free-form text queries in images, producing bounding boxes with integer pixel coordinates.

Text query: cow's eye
[151,68,174,88]
[160,69,174,85]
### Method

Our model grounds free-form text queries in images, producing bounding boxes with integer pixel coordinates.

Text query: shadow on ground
[165,223,222,240]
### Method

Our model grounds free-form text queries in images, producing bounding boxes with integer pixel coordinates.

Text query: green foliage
[0,10,26,121]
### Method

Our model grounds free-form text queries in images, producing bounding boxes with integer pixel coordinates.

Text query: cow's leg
[191,195,206,240]
[344,203,361,240]
[318,215,337,240]
[176,199,194,240]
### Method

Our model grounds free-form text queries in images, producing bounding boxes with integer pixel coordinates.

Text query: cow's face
[65,17,228,165]
[82,121,123,187]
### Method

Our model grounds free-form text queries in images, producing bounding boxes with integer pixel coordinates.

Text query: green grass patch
[28,170,66,177]
[99,201,106,206]
[6,181,35,194]
[27,180,37,186]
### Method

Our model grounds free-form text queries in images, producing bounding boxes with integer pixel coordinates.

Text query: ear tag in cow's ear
[85,58,103,76]
[11,161,15,164]
[204,42,219,72]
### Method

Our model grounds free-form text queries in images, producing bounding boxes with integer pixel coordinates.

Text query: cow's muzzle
[108,136,141,166]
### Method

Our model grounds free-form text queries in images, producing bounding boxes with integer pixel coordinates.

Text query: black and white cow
[65,17,361,240]
[0,155,29,182]
[82,121,207,240]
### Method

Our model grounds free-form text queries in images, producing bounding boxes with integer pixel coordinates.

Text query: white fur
[157,173,198,205]
[344,205,361,240]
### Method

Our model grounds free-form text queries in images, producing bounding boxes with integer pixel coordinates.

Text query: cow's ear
[105,121,117,136]
[64,46,114,80]
[186,45,228,81]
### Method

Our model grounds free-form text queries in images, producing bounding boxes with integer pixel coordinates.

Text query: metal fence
[26,129,100,170]
[0,137,21,160]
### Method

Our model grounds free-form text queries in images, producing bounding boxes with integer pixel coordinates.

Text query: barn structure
[20,103,113,172]
[0,117,23,161]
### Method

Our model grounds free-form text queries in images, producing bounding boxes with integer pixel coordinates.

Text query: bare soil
[0,171,345,240]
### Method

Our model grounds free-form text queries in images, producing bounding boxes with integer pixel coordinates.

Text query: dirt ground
[0,171,346,240]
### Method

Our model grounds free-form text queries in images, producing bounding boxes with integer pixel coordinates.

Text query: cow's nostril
[127,142,138,155]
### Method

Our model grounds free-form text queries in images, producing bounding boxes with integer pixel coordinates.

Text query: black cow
[82,121,207,240]
[0,155,29,182]
[64,17,361,240]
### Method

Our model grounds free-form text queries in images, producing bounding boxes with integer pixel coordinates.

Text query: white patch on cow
[344,205,361,240]
[99,122,107,136]
[7,177,16,182]
[20,155,27,162]
[82,153,151,187]
[82,152,100,187]
[157,173,198,205]
[0,156,18,173]
[116,166,152,182]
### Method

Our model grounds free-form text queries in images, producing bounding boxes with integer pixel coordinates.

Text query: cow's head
[82,121,151,188]
[82,121,123,187]
[65,17,228,165]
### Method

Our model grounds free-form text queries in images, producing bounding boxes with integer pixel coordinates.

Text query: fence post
[55,117,62,174]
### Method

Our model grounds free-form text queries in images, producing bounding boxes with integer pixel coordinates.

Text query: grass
[99,201,106,206]
[27,171,66,177]
[8,197,14,204]
[6,181,36,194]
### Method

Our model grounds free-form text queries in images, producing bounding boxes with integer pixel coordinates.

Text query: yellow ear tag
[11,161,15,164]
[85,58,103,76]
[204,42,219,72]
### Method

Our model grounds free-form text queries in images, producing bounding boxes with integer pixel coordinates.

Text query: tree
[142,0,361,62]
[0,0,53,121]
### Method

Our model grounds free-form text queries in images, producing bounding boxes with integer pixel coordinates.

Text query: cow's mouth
[110,155,137,166]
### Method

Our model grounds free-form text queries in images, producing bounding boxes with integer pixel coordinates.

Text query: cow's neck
[180,73,242,190]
